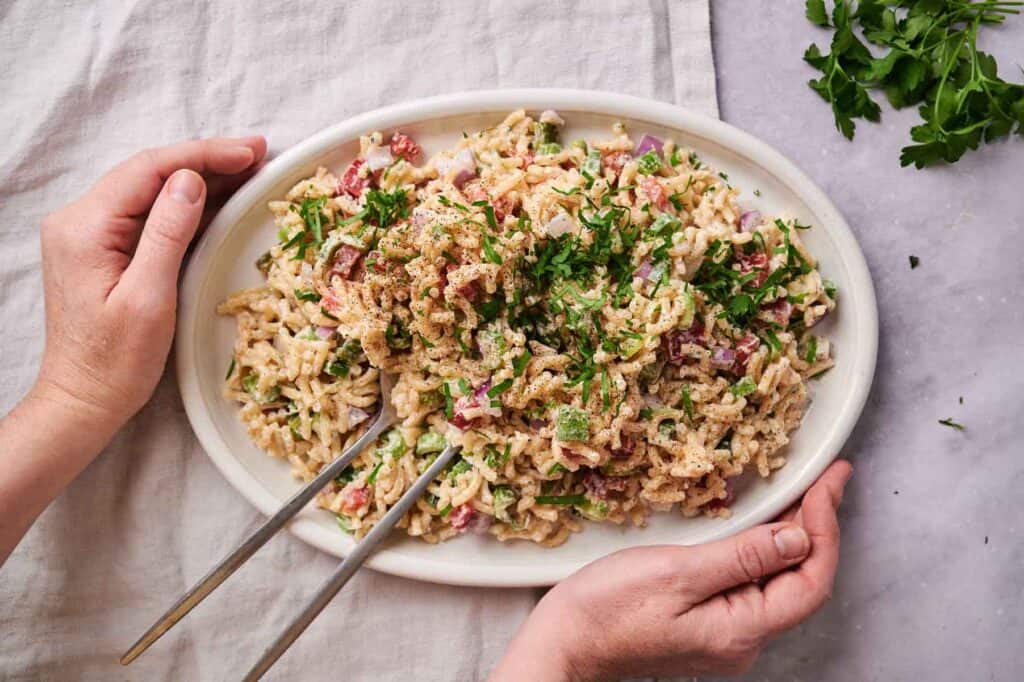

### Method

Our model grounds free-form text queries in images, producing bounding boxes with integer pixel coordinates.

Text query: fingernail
[773,526,810,560]
[169,169,204,204]
[228,145,256,166]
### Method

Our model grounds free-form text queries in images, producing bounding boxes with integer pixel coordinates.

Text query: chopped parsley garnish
[294,288,321,303]
[909,255,920,269]
[480,228,503,264]
[441,382,454,420]
[298,196,327,248]
[805,335,819,364]
[225,358,236,381]
[512,349,532,377]
[681,385,695,423]
[535,494,586,506]
[364,188,410,227]
[487,379,513,398]
[939,417,965,431]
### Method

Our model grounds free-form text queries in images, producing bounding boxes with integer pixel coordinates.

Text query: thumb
[120,169,207,299]
[679,522,810,603]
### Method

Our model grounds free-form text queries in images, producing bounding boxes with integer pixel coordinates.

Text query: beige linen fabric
[0,1,716,679]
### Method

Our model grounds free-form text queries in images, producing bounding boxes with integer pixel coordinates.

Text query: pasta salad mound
[218,110,836,547]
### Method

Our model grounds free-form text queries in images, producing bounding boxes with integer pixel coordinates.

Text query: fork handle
[120,412,394,665]
[241,444,462,682]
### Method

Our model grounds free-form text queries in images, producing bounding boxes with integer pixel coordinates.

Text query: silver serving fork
[122,372,460,679]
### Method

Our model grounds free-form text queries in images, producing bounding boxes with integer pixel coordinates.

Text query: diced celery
[638,360,664,386]
[731,376,757,397]
[447,458,473,482]
[416,431,447,455]
[242,373,279,403]
[256,250,273,275]
[555,406,589,442]
[375,429,407,459]
[620,336,645,359]
[575,499,609,521]
[288,414,303,440]
[477,325,508,370]
[537,142,562,156]
[637,150,662,175]
[649,212,681,234]
[678,283,696,328]
[535,121,560,145]
[336,514,355,533]
[581,150,602,176]
[492,485,517,522]
[570,139,588,153]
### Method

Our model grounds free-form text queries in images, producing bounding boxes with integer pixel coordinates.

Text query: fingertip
[167,169,206,205]
[223,135,267,165]
[247,135,268,163]
[772,523,810,562]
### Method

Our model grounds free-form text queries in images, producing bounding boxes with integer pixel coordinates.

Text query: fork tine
[240,443,462,681]
[120,408,395,665]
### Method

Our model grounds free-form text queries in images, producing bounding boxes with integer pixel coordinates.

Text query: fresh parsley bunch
[804,0,1024,167]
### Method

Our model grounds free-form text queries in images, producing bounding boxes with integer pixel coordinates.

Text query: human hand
[33,137,267,430]
[490,461,853,681]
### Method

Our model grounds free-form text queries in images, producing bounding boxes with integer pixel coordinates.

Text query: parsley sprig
[804,0,1024,167]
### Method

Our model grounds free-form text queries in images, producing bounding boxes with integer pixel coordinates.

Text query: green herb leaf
[938,417,965,431]
[535,494,586,506]
[294,288,321,303]
[909,255,920,269]
[512,349,532,377]
[487,379,513,398]
[806,0,829,27]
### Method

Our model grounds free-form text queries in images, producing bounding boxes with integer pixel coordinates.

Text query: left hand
[490,460,853,681]
[34,137,267,429]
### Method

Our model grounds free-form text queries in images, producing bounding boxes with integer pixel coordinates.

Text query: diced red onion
[437,148,477,189]
[634,134,664,157]
[740,210,762,232]
[348,407,370,427]
[466,512,492,535]
[315,325,335,340]
[582,471,609,499]
[635,259,653,280]
[767,299,793,325]
[663,319,706,363]
[365,146,394,171]
[474,380,502,418]
[544,212,576,238]
[711,347,736,369]
[528,418,547,431]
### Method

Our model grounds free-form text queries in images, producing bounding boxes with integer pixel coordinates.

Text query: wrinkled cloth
[0,2,716,680]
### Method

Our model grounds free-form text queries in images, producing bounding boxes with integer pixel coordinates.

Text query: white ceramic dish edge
[176,89,878,587]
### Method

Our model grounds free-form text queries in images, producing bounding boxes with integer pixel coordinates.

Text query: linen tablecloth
[0,2,717,679]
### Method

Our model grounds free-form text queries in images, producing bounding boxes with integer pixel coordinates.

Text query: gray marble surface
[708,2,1024,681]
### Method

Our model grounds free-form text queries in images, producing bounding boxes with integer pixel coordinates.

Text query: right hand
[490,460,852,681]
